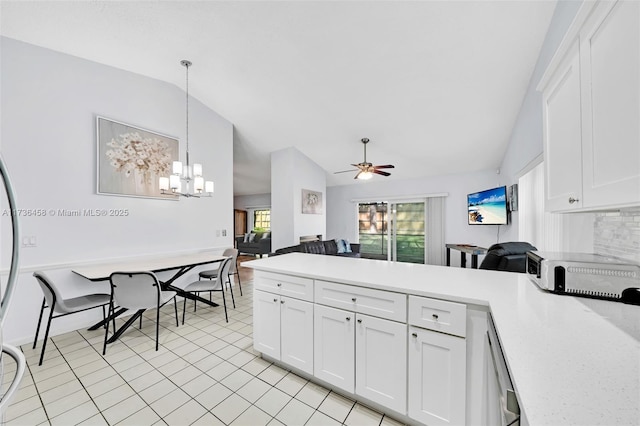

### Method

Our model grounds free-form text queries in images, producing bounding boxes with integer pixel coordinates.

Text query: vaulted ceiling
[1,1,556,195]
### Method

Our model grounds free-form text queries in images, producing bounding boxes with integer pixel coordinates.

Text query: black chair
[479,242,537,273]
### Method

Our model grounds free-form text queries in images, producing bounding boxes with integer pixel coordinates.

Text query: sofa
[236,232,272,257]
[479,241,537,273]
[274,239,360,258]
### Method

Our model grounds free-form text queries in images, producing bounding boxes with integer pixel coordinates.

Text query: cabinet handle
[412,333,418,338]
[280,300,285,304]
[568,197,579,204]
[346,317,351,321]
[273,298,278,302]
[277,282,282,287]
[432,314,439,321]
[357,319,362,324]
[351,297,357,302]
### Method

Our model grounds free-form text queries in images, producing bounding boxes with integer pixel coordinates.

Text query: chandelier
[159,60,214,198]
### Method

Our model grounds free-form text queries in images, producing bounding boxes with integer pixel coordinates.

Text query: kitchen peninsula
[244,253,640,425]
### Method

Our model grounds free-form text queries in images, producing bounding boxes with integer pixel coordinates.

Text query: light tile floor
[3,279,405,426]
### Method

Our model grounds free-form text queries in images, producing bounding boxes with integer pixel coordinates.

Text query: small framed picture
[508,184,518,211]
[301,189,323,214]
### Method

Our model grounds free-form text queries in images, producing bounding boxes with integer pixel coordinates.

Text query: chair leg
[236,268,243,296]
[103,301,113,355]
[139,314,143,329]
[227,277,236,309]
[38,306,55,366]
[220,289,228,323]
[182,296,187,325]
[194,292,198,312]
[33,298,46,349]
[173,297,179,327]
[101,305,107,329]
[155,305,160,351]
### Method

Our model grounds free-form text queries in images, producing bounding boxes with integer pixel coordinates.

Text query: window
[253,209,271,230]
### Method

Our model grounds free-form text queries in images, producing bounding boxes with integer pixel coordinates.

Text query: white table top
[243,253,640,426]
[73,252,226,281]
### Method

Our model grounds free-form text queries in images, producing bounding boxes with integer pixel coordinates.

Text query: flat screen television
[467,186,508,225]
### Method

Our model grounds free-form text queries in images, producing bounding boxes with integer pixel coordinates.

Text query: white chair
[104,271,178,354]
[33,271,111,366]
[174,256,234,323]
[199,248,241,300]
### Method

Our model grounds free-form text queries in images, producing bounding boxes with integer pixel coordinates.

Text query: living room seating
[236,231,271,257]
[479,241,537,273]
[275,239,361,258]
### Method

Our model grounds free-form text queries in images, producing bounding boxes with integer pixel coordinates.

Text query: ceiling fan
[334,138,395,180]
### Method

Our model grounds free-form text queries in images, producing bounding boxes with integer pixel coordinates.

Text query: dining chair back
[176,256,234,323]
[199,248,242,296]
[105,271,178,353]
[33,271,110,365]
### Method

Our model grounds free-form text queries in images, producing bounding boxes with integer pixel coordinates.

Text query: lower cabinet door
[355,313,407,414]
[408,326,466,426]
[280,296,314,375]
[314,304,355,393]
[253,290,281,359]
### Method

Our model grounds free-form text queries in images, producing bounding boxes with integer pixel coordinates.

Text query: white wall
[327,169,510,266]
[0,37,234,344]
[271,147,326,250]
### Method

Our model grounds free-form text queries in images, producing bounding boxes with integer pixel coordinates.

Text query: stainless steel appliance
[526,251,640,304]
[0,155,25,421]
[486,313,520,426]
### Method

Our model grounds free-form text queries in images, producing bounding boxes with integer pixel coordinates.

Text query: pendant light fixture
[159,60,214,198]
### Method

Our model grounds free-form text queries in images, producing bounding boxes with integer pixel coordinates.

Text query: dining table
[72,252,227,343]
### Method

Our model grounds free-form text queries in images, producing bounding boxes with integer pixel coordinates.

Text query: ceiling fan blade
[354,171,362,180]
[351,164,366,169]
[373,169,391,177]
[373,164,395,169]
[334,169,358,174]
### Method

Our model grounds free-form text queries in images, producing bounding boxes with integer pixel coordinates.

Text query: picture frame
[301,189,323,214]
[96,116,179,199]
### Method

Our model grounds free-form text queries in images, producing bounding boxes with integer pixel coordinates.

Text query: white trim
[0,246,229,275]
[350,192,448,203]
[515,153,544,180]
[244,205,271,209]
[537,0,599,91]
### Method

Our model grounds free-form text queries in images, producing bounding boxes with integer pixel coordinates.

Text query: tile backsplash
[594,207,640,263]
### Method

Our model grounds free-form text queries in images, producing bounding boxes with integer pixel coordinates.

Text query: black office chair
[479,242,537,273]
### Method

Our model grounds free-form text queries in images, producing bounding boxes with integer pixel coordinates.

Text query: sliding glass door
[358,201,425,264]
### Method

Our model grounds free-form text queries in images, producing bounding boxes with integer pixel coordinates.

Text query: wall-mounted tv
[467,186,508,225]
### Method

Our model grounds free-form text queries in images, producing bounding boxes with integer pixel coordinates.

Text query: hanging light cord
[182,59,191,168]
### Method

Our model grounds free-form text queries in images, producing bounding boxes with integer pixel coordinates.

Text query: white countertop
[243,253,640,426]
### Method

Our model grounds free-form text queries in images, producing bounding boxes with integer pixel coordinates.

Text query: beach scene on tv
[468,187,508,225]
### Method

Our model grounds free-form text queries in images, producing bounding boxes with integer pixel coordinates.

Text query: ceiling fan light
[358,171,373,180]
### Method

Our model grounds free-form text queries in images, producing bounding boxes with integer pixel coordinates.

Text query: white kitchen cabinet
[541,41,583,212]
[280,296,314,374]
[408,326,466,426]
[355,313,407,414]
[313,304,355,393]
[253,289,314,375]
[253,289,281,360]
[539,0,640,212]
[580,0,640,208]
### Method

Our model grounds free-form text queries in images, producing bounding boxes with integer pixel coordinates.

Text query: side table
[445,244,487,269]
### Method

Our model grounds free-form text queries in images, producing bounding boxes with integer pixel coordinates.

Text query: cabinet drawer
[315,280,406,322]
[254,271,314,302]
[408,296,466,337]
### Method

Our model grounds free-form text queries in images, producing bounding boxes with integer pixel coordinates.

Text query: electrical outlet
[216,230,221,237]
[222,229,227,237]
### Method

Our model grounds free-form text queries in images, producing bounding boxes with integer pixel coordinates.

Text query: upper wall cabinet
[538,0,640,212]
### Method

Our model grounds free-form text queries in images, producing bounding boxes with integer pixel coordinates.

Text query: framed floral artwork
[97,116,179,199]
[301,189,323,214]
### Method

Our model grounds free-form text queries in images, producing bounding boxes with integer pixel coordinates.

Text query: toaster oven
[526,251,640,304]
